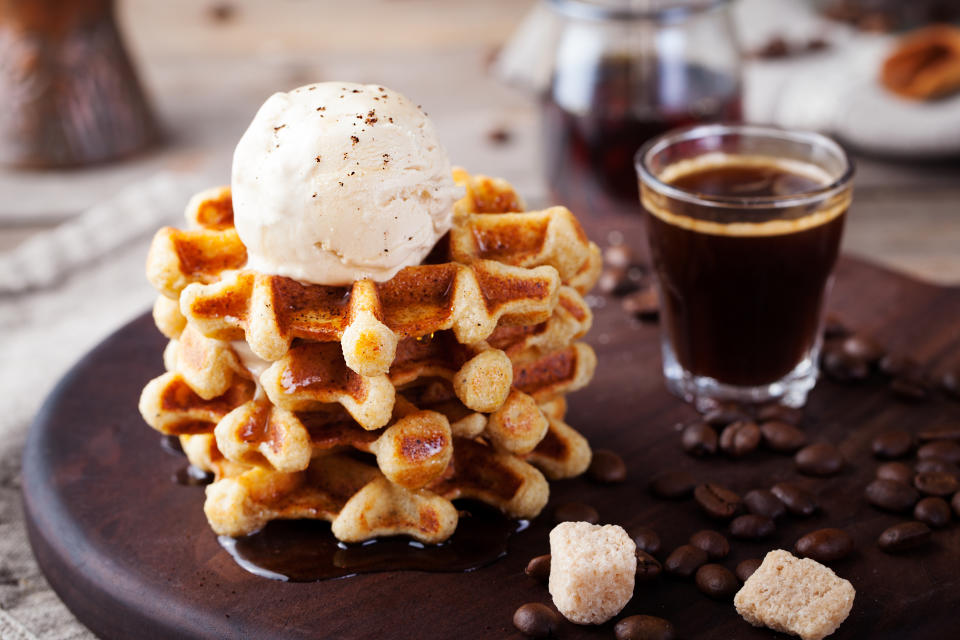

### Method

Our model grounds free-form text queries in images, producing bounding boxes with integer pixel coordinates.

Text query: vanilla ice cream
[231,82,461,285]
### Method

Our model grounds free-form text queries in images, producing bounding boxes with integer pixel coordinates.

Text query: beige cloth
[0,173,202,639]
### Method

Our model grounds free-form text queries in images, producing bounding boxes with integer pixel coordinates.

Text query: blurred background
[0,2,958,635]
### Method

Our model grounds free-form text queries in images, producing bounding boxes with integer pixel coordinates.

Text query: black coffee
[643,156,847,386]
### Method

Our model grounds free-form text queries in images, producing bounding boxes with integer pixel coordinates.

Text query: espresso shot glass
[636,124,854,410]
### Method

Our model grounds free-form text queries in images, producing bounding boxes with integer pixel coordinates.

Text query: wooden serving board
[22,245,960,639]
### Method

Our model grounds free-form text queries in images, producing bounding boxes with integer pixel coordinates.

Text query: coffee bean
[756,404,803,425]
[878,353,918,377]
[760,421,807,453]
[694,483,743,520]
[513,603,558,638]
[735,558,763,583]
[689,530,729,559]
[876,461,913,485]
[878,521,931,553]
[630,526,662,555]
[952,491,960,518]
[914,471,959,496]
[649,470,697,499]
[771,482,818,517]
[795,528,854,563]
[553,502,599,524]
[664,544,708,577]
[822,348,869,382]
[525,554,550,584]
[918,426,960,442]
[635,550,663,581]
[730,514,776,540]
[744,489,787,520]
[720,421,761,457]
[823,314,850,339]
[695,564,739,600]
[587,449,626,484]
[914,497,952,528]
[915,458,960,477]
[842,334,884,363]
[871,430,914,459]
[865,478,919,512]
[702,405,752,427]
[614,615,676,640]
[598,268,626,295]
[795,442,844,476]
[682,422,718,457]
[622,287,660,321]
[890,375,929,402]
[942,370,960,399]
[917,440,960,464]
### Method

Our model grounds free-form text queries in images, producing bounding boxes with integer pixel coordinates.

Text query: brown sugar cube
[548,522,636,624]
[734,549,855,640]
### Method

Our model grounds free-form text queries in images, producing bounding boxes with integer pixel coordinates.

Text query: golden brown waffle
[145,170,600,373]
[204,435,549,542]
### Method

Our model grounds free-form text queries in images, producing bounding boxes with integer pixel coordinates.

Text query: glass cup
[635,124,854,410]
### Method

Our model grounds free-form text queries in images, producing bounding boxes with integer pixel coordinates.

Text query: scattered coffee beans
[682,422,718,457]
[878,353,917,377]
[865,478,919,512]
[630,526,662,555]
[735,558,763,583]
[719,421,761,457]
[760,421,807,453]
[730,514,776,540]
[694,483,743,520]
[695,564,739,600]
[553,502,599,525]
[614,615,676,640]
[756,404,803,425]
[823,314,850,339]
[914,471,959,497]
[648,470,697,500]
[587,449,626,484]
[604,244,632,270]
[689,530,729,559]
[771,482,819,517]
[795,528,854,563]
[914,497,952,528]
[842,334,884,363]
[622,286,660,321]
[744,489,787,520]
[795,442,844,476]
[664,544,708,578]
[890,375,928,402]
[876,461,913,485]
[953,491,960,518]
[943,370,960,399]
[635,550,663,581]
[878,521,931,553]
[871,430,914,459]
[513,603,559,638]
[917,440,960,464]
[524,554,550,584]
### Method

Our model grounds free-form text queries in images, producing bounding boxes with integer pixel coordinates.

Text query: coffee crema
[643,154,848,386]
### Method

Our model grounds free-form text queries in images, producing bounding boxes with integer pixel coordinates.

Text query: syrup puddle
[218,502,529,582]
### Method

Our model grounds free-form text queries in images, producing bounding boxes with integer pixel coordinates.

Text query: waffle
[145,170,600,374]
[142,169,600,544]
[204,436,550,543]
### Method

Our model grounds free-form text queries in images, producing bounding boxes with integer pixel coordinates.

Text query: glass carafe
[540,0,742,218]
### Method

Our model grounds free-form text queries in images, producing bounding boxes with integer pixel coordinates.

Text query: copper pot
[0,0,161,168]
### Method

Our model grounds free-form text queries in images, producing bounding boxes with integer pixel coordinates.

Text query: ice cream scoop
[232,82,461,286]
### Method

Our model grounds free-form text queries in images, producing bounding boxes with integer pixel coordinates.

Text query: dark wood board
[22,250,960,640]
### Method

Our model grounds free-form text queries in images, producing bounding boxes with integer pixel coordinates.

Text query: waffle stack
[139,169,602,543]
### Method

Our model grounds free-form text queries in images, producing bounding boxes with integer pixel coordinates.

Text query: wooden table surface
[1,0,959,285]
